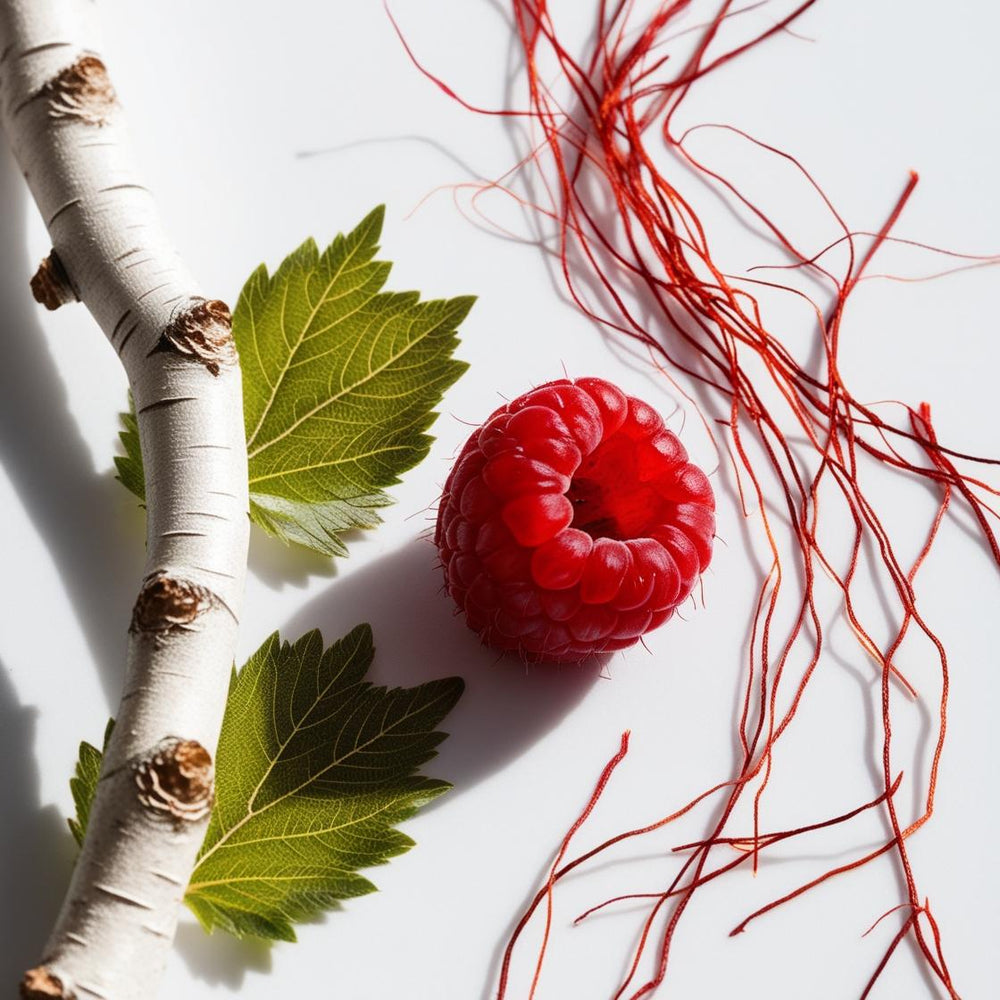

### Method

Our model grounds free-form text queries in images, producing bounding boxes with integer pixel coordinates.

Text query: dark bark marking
[191,566,237,580]
[19,42,74,60]
[30,250,78,310]
[47,198,81,226]
[136,281,173,302]
[151,870,185,886]
[111,309,132,339]
[36,54,117,126]
[18,42,73,62]
[20,967,71,999]
[98,182,149,194]
[134,738,214,824]
[93,885,154,910]
[136,395,198,415]
[155,298,236,376]
[116,321,140,354]
[129,572,216,636]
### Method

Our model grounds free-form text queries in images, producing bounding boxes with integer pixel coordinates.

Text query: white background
[1,2,998,998]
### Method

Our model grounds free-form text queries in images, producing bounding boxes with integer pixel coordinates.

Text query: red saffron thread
[497,731,632,1000]
[395,2,999,996]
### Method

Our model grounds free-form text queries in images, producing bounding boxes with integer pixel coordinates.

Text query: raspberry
[435,377,715,662]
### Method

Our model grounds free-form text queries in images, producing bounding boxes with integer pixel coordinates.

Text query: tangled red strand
[393,1,1000,996]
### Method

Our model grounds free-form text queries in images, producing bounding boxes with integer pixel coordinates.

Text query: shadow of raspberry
[278,535,606,801]
[172,535,605,990]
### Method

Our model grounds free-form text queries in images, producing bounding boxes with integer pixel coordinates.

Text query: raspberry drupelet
[435,378,716,662]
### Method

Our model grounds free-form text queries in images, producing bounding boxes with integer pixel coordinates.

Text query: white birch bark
[0,2,250,997]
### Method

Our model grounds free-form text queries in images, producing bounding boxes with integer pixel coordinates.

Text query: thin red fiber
[495,731,632,1000]
[395,1,999,996]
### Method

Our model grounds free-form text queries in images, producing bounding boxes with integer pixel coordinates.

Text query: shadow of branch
[0,663,78,983]
[0,138,145,708]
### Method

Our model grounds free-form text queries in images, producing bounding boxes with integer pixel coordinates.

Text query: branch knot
[129,572,216,637]
[158,297,236,376]
[134,738,214,824]
[30,250,78,310]
[20,967,70,999]
[37,55,117,126]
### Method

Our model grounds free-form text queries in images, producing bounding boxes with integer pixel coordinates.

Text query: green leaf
[248,491,388,559]
[115,207,474,558]
[64,629,463,942]
[184,625,463,941]
[237,206,472,556]
[114,396,145,502]
[68,718,114,847]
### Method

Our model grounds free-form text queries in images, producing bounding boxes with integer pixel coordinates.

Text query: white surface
[0,2,997,998]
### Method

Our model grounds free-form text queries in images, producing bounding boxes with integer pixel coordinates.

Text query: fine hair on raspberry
[435,377,716,662]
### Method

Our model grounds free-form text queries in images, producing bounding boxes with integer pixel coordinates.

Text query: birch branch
[0,2,250,997]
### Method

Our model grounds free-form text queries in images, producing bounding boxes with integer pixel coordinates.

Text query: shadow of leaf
[173,919,273,988]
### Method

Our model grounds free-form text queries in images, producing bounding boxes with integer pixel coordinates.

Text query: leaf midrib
[248,442,418,485]
[245,237,376,451]
[188,790,428,882]
[201,640,364,861]
[246,307,443,462]
[189,871,361,891]
[196,670,452,870]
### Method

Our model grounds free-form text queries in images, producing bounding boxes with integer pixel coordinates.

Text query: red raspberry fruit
[435,377,715,662]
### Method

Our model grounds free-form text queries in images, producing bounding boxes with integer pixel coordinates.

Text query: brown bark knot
[159,298,236,376]
[37,55,117,126]
[20,967,70,999]
[134,737,214,824]
[129,572,216,637]
[30,251,78,310]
